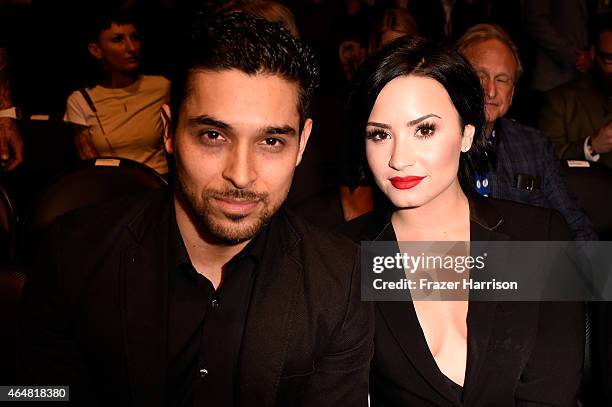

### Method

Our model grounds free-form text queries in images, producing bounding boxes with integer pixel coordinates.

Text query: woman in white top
[64,11,169,175]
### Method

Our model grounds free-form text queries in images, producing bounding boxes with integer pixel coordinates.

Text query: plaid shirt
[486,117,597,241]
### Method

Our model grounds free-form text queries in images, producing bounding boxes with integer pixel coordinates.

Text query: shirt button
[211,299,219,310]
[199,368,208,379]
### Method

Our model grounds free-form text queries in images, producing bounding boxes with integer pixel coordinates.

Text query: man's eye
[200,130,225,144]
[259,137,285,151]
[264,138,280,146]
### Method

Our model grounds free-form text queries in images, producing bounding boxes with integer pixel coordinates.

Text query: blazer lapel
[236,210,302,406]
[377,301,461,406]
[463,193,507,403]
[120,192,170,406]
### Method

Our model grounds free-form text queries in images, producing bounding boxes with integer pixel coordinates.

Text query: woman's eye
[415,124,435,138]
[366,130,390,142]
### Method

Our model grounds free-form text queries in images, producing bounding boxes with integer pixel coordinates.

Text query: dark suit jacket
[342,194,585,406]
[18,188,374,406]
[539,74,612,168]
[491,117,598,241]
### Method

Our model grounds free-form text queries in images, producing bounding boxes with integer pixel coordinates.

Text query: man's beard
[176,176,282,246]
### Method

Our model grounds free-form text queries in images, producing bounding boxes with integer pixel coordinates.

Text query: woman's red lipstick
[390,176,425,190]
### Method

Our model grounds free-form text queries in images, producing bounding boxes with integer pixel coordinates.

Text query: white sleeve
[63,91,90,126]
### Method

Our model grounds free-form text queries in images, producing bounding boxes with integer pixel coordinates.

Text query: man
[458,23,597,241]
[18,12,373,406]
[540,16,612,169]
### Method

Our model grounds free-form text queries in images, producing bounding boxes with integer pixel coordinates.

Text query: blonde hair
[368,8,418,54]
[457,23,523,80]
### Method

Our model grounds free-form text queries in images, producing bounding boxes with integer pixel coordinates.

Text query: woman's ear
[461,124,475,153]
[87,43,103,60]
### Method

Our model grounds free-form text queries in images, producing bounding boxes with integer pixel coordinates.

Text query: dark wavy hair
[346,35,493,190]
[169,11,319,130]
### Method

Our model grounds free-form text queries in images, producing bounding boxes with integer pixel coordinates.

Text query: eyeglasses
[597,49,612,64]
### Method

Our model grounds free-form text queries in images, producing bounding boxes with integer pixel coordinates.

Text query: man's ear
[461,124,475,153]
[296,118,313,167]
[161,104,174,154]
[87,43,103,60]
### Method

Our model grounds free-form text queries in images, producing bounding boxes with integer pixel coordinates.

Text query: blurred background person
[540,13,612,169]
[63,9,169,176]
[458,23,597,241]
[368,7,418,55]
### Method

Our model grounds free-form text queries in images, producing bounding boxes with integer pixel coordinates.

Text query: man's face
[595,30,612,82]
[462,39,517,131]
[164,69,311,245]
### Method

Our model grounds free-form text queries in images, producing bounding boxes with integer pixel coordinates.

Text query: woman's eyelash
[365,129,391,141]
[415,122,436,138]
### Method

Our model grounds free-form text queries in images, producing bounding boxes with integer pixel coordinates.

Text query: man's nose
[222,143,256,189]
[482,77,496,98]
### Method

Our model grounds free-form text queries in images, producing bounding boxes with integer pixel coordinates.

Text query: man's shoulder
[498,118,554,152]
[276,208,360,282]
[280,208,359,256]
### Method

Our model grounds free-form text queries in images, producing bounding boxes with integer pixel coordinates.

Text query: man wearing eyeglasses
[540,15,612,168]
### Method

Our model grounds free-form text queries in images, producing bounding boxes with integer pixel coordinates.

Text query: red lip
[390,176,425,190]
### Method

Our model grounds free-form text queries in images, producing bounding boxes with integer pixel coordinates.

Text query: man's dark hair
[346,35,493,190]
[169,11,319,130]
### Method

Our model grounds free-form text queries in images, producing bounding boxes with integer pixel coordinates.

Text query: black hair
[86,8,139,44]
[169,11,319,130]
[346,35,493,190]
[593,13,612,44]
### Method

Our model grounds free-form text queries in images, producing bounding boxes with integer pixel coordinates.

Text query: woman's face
[89,23,141,74]
[365,75,474,209]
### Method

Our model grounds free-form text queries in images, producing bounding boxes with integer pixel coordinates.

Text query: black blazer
[342,194,585,407]
[18,188,374,406]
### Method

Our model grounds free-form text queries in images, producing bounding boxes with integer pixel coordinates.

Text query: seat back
[0,184,16,263]
[0,264,26,384]
[19,157,167,266]
[560,163,612,240]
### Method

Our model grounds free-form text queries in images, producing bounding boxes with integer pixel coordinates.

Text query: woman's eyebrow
[366,121,391,129]
[407,114,441,126]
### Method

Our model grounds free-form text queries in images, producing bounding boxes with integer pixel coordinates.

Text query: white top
[64,75,170,175]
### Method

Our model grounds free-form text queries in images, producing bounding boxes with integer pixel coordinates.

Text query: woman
[64,11,169,175]
[344,36,584,406]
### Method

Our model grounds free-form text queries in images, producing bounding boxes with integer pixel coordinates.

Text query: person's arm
[302,253,374,406]
[515,301,585,406]
[540,134,598,240]
[64,93,98,159]
[539,88,587,161]
[523,0,582,70]
[515,212,584,406]
[0,47,23,170]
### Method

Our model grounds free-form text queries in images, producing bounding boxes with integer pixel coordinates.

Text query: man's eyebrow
[366,122,392,129]
[187,115,232,130]
[407,114,441,126]
[263,125,297,136]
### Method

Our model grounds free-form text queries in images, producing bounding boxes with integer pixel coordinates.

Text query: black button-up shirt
[166,213,268,406]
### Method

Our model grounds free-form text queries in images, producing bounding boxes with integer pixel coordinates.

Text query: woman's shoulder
[140,75,170,88]
[476,195,570,240]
